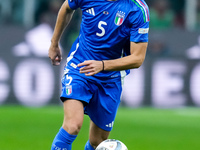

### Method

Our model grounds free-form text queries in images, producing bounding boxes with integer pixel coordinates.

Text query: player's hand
[78,60,104,76]
[48,44,62,66]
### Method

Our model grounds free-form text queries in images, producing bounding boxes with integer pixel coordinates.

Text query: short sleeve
[129,10,150,43]
[68,0,81,9]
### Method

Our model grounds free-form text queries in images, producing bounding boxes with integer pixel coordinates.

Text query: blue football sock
[84,140,95,150]
[51,127,77,150]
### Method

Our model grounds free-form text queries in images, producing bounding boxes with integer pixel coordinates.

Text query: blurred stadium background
[0,0,200,149]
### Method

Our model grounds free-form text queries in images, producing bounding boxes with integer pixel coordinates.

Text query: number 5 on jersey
[96,21,107,37]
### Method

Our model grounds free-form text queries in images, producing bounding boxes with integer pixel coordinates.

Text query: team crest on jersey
[66,85,72,95]
[114,11,125,26]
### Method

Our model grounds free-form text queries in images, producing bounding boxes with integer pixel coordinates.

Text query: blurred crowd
[148,0,185,29]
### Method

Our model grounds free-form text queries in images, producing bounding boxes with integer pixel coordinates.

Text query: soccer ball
[95,139,128,150]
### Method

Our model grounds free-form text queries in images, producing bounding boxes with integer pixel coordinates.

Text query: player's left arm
[78,41,148,76]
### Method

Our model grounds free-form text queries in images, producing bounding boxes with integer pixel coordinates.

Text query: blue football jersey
[64,0,149,81]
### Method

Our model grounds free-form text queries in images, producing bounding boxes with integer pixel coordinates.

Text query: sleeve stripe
[132,0,150,22]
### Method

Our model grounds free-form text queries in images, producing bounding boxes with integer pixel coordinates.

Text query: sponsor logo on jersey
[103,11,109,15]
[138,28,149,34]
[70,63,77,69]
[86,8,95,16]
[114,11,125,26]
[66,85,72,95]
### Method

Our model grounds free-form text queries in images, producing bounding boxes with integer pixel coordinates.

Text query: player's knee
[62,122,82,135]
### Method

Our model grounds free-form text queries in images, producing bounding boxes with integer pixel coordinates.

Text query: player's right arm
[48,0,74,65]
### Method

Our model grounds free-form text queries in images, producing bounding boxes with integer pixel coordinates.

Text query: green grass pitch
[0,106,200,150]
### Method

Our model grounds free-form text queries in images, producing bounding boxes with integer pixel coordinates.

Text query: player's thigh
[89,120,110,147]
[62,99,84,134]
[85,80,122,131]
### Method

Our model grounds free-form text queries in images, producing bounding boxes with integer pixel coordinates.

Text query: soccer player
[48,0,149,149]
